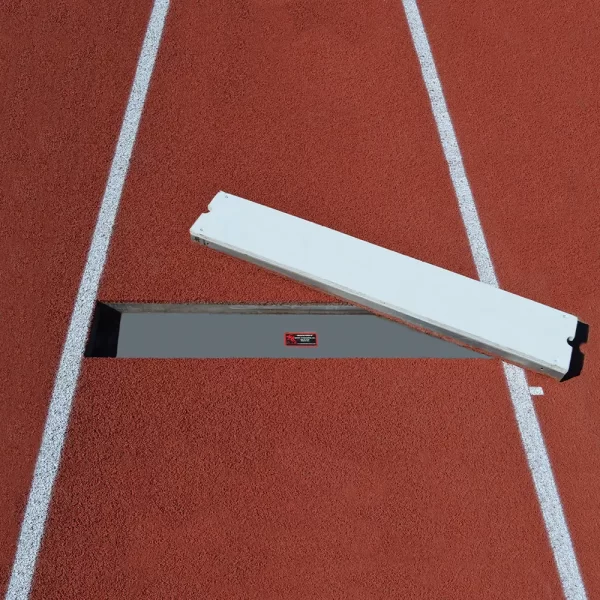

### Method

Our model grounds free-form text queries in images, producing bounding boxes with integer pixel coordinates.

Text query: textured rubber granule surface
[99,0,478,305]
[4,1,598,597]
[0,1,153,593]
[31,359,562,599]
[417,0,600,594]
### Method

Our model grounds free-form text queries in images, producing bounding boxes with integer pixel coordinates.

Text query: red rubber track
[2,0,598,598]
[33,360,562,599]
[99,0,478,304]
[417,1,600,593]
[0,1,153,592]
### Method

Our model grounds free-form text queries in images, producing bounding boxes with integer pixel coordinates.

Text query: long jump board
[190,191,586,381]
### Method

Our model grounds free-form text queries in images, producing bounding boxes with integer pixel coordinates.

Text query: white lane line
[530,386,545,396]
[4,1,170,599]
[401,1,587,598]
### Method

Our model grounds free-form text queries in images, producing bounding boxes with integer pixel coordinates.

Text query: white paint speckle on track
[4,2,170,598]
[401,1,587,598]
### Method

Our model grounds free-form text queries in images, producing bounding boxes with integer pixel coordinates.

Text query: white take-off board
[190,191,580,380]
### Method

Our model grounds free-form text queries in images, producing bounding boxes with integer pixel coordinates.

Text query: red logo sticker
[284,332,318,346]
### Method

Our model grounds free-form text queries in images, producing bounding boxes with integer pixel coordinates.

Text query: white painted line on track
[4,1,170,598]
[401,1,587,598]
[530,386,545,396]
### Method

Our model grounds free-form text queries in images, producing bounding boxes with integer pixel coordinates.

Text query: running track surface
[2,1,598,598]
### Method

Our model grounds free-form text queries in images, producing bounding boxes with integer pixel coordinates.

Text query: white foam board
[190,191,580,380]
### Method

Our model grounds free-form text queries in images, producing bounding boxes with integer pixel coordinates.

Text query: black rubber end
[84,302,122,358]
[560,320,589,382]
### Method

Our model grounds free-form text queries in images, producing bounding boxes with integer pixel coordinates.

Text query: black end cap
[560,320,589,382]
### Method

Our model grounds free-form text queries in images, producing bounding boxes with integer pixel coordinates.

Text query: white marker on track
[401,1,587,598]
[5,2,170,599]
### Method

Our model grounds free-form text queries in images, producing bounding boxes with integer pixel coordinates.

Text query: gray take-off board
[114,307,488,359]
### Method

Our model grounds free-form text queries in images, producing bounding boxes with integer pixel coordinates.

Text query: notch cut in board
[190,191,588,381]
